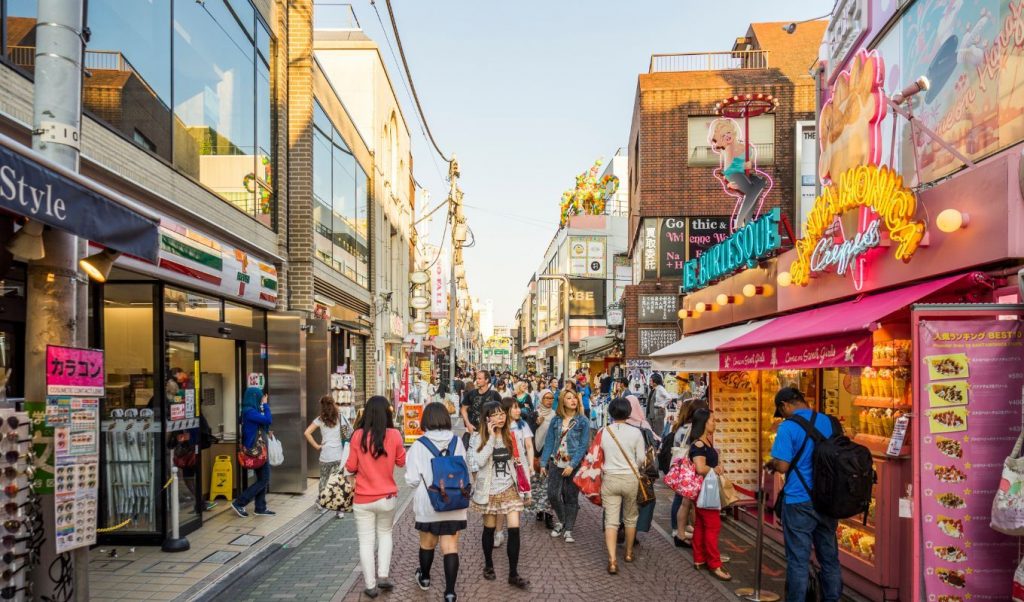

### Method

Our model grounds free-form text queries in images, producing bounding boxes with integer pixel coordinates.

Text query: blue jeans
[670,494,683,530]
[235,462,270,512]
[781,502,841,602]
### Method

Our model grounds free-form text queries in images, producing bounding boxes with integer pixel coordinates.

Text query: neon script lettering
[809,219,881,276]
[681,208,781,292]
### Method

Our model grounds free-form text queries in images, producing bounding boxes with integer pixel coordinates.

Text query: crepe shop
[651,49,1024,602]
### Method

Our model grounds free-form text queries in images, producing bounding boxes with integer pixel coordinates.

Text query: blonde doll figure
[708,118,769,229]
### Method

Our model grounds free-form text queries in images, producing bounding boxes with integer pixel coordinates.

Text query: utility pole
[447,157,460,393]
[27,1,88,600]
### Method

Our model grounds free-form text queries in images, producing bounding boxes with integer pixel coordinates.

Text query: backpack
[789,411,876,521]
[657,430,675,474]
[417,436,472,512]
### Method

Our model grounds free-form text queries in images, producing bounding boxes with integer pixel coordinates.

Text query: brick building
[623,21,826,361]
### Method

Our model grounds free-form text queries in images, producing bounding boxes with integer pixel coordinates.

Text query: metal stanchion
[162,466,190,552]
[735,470,780,601]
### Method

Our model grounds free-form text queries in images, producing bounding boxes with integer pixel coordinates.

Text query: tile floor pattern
[87,479,321,601]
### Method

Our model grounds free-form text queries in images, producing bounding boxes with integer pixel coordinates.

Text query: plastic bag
[267,434,284,467]
[697,470,721,510]
[993,431,1024,536]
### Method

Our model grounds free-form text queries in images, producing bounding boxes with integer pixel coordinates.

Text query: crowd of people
[235,366,843,602]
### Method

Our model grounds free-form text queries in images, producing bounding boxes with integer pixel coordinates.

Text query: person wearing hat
[764,387,842,602]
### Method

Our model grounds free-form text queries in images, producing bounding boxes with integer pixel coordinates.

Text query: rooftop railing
[649,50,770,73]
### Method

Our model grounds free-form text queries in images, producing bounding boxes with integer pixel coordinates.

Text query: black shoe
[483,567,496,581]
[535,511,544,522]
[363,587,380,599]
[253,509,276,516]
[674,536,692,548]
[414,568,430,590]
[230,502,248,518]
[544,514,554,530]
[508,575,529,589]
[377,578,394,591]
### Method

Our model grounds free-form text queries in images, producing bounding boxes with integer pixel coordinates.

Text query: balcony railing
[313,1,360,30]
[689,142,775,167]
[649,50,770,73]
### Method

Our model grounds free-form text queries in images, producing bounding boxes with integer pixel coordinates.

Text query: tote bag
[664,456,703,500]
[992,431,1024,536]
[697,470,722,510]
[573,429,605,506]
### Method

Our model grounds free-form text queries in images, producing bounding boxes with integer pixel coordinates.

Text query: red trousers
[692,507,722,569]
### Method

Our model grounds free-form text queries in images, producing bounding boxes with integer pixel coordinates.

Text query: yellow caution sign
[209,455,233,501]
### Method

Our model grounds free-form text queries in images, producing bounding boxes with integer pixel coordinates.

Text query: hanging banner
[720,332,872,371]
[431,254,448,319]
[917,318,1024,601]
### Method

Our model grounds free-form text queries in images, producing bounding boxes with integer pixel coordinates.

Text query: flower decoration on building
[817,49,887,185]
[711,93,777,232]
[559,159,619,226]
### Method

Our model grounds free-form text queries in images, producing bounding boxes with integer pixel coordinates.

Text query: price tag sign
[247,373,265,388]
[886,414,910,456]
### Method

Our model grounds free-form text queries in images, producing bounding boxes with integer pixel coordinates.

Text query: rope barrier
[95,476,175,533]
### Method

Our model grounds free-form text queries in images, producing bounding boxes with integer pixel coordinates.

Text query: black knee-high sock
[418,547,435,581]
[482,526,495,568]
[506,527,521,577]
[443,553,459,595]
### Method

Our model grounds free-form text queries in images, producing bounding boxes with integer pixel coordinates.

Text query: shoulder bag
[607,425,656,507]
[238,427,268,470]
[992,429,1024,536]
[318,466,355,512]
[572,428,605,506]
[510,432,532,497]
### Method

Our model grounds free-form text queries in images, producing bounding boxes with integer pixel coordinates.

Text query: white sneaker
[671,529,678,538]
[336,511,345,519]
[563,530,575,543]
[550,523,564,537]
[493,530,505,547]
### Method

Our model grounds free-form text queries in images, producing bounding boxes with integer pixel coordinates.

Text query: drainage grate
[201,550,240,564]
[143,561,198,574]
[228,534,263,546]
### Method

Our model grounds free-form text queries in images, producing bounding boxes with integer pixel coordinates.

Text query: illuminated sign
[789,164,925,287]
[681,208,781,293]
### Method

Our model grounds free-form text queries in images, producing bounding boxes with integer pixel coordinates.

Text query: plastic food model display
[836,523,876,561]
[711,371,760,494]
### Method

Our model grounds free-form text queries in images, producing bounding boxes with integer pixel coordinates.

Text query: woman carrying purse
[232,387,275,518]
[599,398,647,574]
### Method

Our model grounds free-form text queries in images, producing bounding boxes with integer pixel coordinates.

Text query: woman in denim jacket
[539,390,591,543]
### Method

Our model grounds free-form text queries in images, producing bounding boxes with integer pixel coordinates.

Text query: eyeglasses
[0,467,32,481]
[0,535,28,550]
[1,503,26,519]
[0,583,30,599]
[2,452,31,464]
[0,520,27,535]
[1,483,31,499]
[0,551,30,565]
[1,418,25,433]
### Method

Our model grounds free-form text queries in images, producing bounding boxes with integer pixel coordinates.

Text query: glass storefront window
[166,332,200,530]
[313,100,370,289]
[165,287,222,321]
[224,301,253,327]
[102,284,159,534]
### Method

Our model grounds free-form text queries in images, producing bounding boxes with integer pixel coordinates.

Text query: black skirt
[415,520,468,536]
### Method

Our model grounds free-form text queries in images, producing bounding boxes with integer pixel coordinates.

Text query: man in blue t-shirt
[765,387,842,602]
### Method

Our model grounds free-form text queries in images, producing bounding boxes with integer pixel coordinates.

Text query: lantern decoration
[711,93,778,232]
[559,159,620,227]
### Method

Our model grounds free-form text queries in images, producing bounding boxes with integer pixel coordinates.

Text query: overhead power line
[371,0,450,164]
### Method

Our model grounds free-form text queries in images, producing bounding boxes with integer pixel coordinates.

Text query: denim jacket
[539,415,591,469]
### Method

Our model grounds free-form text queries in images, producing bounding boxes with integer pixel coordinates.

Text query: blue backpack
[417,437,472,512]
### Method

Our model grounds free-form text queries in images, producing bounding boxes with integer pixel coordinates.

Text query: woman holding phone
[467,401,529,589]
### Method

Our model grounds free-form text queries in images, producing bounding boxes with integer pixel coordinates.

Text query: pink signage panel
[917,319,1023,600]
[45,345,104,396]
[719,331,872,371]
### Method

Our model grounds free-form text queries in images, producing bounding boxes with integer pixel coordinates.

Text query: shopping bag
[572,429,605,506]
[267,434,284,467]
[664,456,703,501]
[318,470,354,512]
[697,470,722,510]
[1014,554,1024,602]
[992,431,1024,536]
[719,473,740,507]
[237,429,267,469]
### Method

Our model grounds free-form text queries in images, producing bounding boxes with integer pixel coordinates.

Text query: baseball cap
[773,387,805,418]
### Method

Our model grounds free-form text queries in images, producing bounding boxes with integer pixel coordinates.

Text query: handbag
[719,473,740,507]
[572,429,605,506]
[1014,554,1024,602]
[606,425,656,507]
[664,456,703,500]
[237,428,268,470]
[697,470,722,510]
[318,468,355,512]
[510,432,532,496]
[992,430,1024,536]
[267,433,284,467]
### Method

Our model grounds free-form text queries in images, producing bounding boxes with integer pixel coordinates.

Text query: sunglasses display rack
[101,408,157,533]
[0,410,39,602]
[710,371,760,496]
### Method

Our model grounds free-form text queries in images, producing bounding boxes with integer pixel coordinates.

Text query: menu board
[918,319,1024,600]
[638,328,678,357]
[711,371,760,496]
[638,295,678,323]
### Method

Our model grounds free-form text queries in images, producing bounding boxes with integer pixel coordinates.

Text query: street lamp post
[537,274,571,382]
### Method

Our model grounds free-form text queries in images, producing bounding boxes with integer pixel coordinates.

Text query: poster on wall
[569,279,606,318]
[638,328,678,357]
[917,318,1024,600]
[569,236,606,278]
[638,295,678,323]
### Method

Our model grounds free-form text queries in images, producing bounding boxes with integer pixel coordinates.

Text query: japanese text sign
[46,345,104,396]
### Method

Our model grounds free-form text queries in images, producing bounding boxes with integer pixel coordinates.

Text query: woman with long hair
[344,396,407,598]
[688,408,730,581]
[231,387,274,517]
[304,395,350,517]
[539,389,590,544]
[405,403,467,602]
[669,398,709,546]
[467,401,530,589]
[528,389,556,528]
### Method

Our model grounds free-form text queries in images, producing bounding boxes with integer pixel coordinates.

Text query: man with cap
[764,387,842,602]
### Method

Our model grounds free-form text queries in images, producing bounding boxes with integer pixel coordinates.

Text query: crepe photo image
[925,353,970,381]
[928,407,968,434]
[928,380,969,408]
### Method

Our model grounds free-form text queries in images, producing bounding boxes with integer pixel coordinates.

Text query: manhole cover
[143,561,197,574]
[229,534,263,546]
[201,551,239,564]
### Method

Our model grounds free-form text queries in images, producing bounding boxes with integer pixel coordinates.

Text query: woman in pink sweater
[345,396,407,599]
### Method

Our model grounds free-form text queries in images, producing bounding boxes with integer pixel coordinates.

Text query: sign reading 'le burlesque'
[681,208,781,293]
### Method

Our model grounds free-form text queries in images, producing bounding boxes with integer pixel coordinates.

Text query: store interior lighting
[936,209,969,233]
[79,248,121,282]
[6,220,45,260]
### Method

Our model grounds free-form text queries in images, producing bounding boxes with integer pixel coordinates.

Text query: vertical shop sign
[658,218,687,278]
[918,319,1024,600]
[431,255,447,318]
[642,219,658,280]
[686,217,731,261]
[794,122,817,235]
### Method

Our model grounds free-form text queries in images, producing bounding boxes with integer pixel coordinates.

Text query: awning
[575,333,621,360]
[719,273,979,370]
[649,320,771,372]
[0,133,160,262]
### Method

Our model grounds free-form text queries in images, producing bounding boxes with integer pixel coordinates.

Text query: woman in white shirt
[599,397,647,574]
[404,403,468,602]
[303,395,351,518]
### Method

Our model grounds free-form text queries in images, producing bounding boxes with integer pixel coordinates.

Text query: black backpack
[788,411,876,522]
[657,431,675,474]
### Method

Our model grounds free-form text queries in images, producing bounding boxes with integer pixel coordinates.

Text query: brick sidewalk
[338,493,733,602]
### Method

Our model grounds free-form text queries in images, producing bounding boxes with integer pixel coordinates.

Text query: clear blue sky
[352,0,833,324]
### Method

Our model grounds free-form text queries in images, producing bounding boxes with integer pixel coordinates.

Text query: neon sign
[809,218,880,276]
[681,208,781,293]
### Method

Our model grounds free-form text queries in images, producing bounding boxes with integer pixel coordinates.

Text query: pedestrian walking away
[624,394,660,540]
[405,403,469,602]
[688,408,731,582]
[467,401,530,589]
[765,387,842,602]
[345,396,407,599]
[539,389,591,544]
[599,397,647,574]
[303,395,351,518]
[232,387,275,518]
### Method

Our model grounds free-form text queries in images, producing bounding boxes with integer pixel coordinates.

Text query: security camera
[782,23,797,34]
